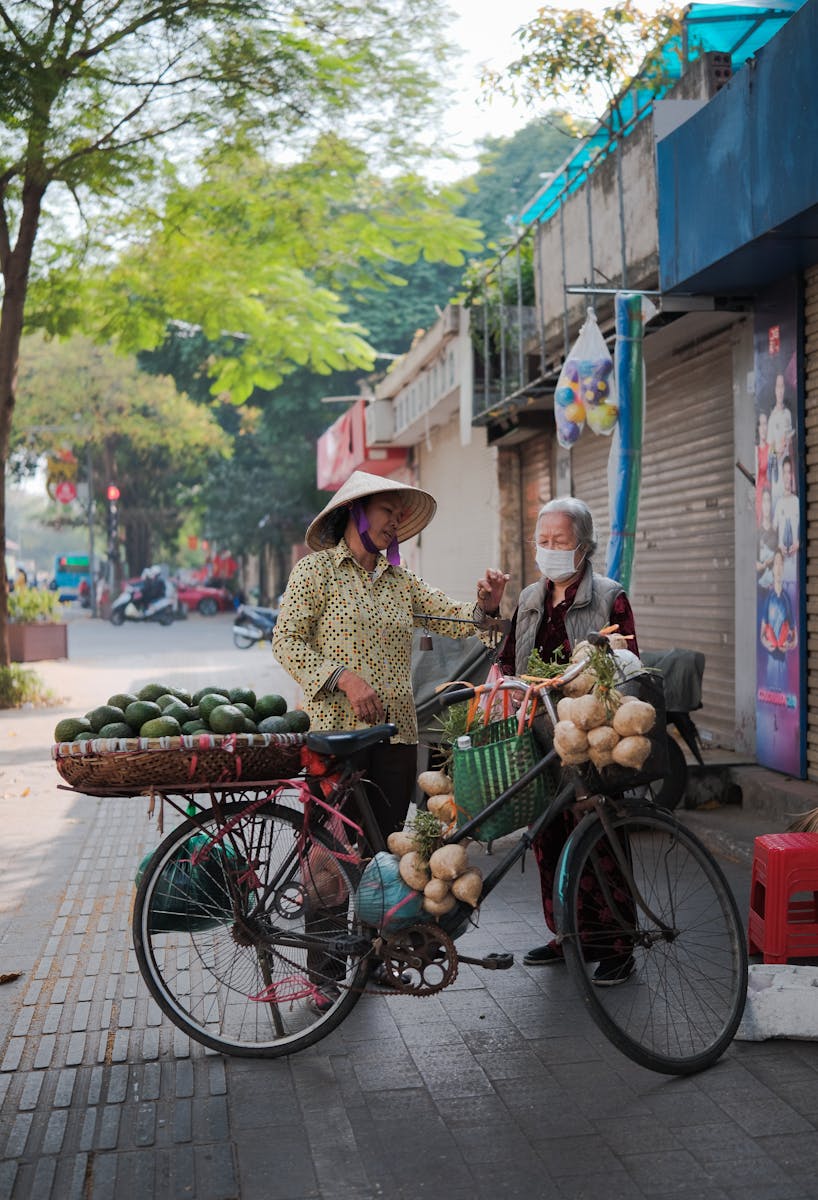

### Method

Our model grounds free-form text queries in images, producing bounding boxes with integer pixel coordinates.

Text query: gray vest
[513,568,624,675]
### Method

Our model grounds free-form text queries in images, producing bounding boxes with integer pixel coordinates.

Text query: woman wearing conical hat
[273,470,508,839]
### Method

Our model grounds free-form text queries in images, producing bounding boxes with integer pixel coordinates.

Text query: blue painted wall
[658,0,818,294]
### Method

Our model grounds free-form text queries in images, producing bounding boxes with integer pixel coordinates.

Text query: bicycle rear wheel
[132,796,371,1057]
[554,802,747,1075]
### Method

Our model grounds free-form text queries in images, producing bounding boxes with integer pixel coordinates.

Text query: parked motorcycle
[232,604,279,649]
[109,574,177,627]
[640,648,706,810]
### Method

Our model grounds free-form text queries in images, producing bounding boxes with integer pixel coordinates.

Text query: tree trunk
[0,182,46,668]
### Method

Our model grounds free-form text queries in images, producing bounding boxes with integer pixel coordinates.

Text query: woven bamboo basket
[52,732,305,791]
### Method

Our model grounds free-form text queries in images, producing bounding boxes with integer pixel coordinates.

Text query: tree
[12,333,230,574]
[0,0,478,664]
[485,2,683,134]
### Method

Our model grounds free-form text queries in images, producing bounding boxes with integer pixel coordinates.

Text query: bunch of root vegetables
[548,638,657,772]
[385,769,483,916]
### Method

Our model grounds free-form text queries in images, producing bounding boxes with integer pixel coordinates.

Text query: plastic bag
[554,308,618,449]
[356,851,427,930]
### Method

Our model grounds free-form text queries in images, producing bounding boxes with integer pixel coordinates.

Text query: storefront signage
[753,279,805,777]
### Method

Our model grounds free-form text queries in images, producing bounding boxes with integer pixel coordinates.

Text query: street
[1,613,818,1199]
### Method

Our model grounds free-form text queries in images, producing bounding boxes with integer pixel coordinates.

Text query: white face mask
[536,546,583,582]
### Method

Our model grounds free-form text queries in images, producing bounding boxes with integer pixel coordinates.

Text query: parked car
[172,579,233,616]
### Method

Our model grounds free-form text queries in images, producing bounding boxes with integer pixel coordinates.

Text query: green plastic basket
[452,715,551,841]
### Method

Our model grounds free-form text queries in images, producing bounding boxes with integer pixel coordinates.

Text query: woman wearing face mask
[499,496,640,986]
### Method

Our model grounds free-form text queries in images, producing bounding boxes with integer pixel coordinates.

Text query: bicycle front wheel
[554,802,747,1076]
[133,797,371,1057]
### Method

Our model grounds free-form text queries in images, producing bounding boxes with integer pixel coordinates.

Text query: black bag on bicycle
[582,670,669,793]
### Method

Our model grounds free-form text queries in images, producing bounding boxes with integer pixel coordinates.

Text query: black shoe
[370,962,411,988]
[523,943,564,966]
[592,955,635,987]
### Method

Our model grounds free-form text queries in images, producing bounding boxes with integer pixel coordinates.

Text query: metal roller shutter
[804,266,818,778]
[571,333,736,748]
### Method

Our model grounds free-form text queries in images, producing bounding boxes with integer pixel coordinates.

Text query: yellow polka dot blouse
[272,538,480,743]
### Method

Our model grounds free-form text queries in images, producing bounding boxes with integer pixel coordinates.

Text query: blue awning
[519,2,807,227]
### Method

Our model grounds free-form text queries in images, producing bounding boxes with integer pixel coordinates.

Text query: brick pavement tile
[105,1064,129,1104]
[710,1094,813,1139]
[622,1148,732,1195]
[0,1161,16,1197]
[760,1129,818,1177]
[114,1149,155,1196]
[233,1124,318,1200]
[41,1006,62,1036]
[677,1120,770,1165]
[192,1093,230,1142]
[53,1068,77,1108]
[207,1058,226,1096]
[302,1103,372,1199]
[1,1037,25,1072]
[42,1108,69,1155]
[555,1171,657,1200]
[134,1100,156,1146]
[30,1154,57,1200]
[408,1044,495,1099]
[174,1058,194,1098]
[447,1115,538,1165]
[595,1115,683,1157]
[172,1097,192,1142]
[471,1156,560,1199]
[89,1151,117,1200]
[78,1106,97,1152]
[140,1028,160,1060]
[195,1141,238,1200]
[18,1072,44,1111]
[88,1066,104,1106]
[97,1104,121,1150]
[5,1111,33,1158]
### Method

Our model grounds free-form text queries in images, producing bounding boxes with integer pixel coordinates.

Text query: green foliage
[0,665,56,709]
[13,333,232,570]
[79,137,481,402]
[525,647,566,678]
[8,586,63,625]
[409,809,446,862]
[484,2,683,129]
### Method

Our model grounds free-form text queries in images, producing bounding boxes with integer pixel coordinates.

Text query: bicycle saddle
[305,723,397,757]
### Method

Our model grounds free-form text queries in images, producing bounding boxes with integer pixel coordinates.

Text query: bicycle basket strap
[452,716,550,841]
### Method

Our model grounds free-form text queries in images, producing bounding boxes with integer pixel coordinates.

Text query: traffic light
[106,485,119,555]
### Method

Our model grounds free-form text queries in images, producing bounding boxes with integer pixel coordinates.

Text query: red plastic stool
[748,832,818,963]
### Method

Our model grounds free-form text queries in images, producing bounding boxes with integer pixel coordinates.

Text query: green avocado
[97,722,135,739]
[54,716,92,742]
[199,692,231,721]
[281,710,310,733]
[192,684,230,706]
[137,682,178,703]
[107,692,138,711]
[85,704,126,732]
[181,720,208,734]
[163,700,193,723]
[140,715,182,738]
[255,693,287,720]
[229,687,257,708]
[125,700,162,728]
[208,704,247,734]
[257,715,287,735]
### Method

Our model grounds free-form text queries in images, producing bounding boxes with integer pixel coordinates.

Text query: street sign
[55,480,77,504]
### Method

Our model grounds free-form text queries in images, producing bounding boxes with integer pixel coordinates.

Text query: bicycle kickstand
[456,951,514,970]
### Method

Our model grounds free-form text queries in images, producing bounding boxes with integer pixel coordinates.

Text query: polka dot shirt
[272,538,481,743]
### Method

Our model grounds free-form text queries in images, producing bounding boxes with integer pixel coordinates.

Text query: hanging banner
[754,279,805,777]
[605,293,655,592]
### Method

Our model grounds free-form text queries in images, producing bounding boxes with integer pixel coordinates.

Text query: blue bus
[52,553,91,601]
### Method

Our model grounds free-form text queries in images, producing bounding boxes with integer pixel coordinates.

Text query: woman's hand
[477,568,509,614]
[337,670,386,724]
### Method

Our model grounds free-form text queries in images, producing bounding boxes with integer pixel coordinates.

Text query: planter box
[9,622,68,663]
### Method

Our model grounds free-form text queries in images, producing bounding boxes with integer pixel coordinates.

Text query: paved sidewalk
[2,647,818,1198]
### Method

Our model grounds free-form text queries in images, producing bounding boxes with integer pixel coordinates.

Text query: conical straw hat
[305,470,436,551]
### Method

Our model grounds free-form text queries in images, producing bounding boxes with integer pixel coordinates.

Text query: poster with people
[754,281,804,776]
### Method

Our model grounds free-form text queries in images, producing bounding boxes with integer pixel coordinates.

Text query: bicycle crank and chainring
[377,923,458,996]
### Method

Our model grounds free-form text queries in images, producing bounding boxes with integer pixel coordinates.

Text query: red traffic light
[107,484,120,501]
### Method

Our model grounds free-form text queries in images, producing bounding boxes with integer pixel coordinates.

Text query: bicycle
[130,638,748,1076]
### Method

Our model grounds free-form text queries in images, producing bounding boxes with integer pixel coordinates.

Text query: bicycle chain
[237,918,458,1001]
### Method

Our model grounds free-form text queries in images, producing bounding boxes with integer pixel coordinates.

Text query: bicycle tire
[554,801,747,1076]
[132,796,371,1057]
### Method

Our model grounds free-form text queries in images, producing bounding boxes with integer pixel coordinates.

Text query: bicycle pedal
[457,952,514,971]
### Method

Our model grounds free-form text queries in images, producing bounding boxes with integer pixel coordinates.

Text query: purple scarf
[351,500,400,566]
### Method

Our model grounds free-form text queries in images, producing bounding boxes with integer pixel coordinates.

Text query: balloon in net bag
[555,309,618,448]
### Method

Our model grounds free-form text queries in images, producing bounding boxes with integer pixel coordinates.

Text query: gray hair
[536,497,598,559]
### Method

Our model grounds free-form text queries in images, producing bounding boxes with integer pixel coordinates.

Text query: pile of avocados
[53,682,310,744]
